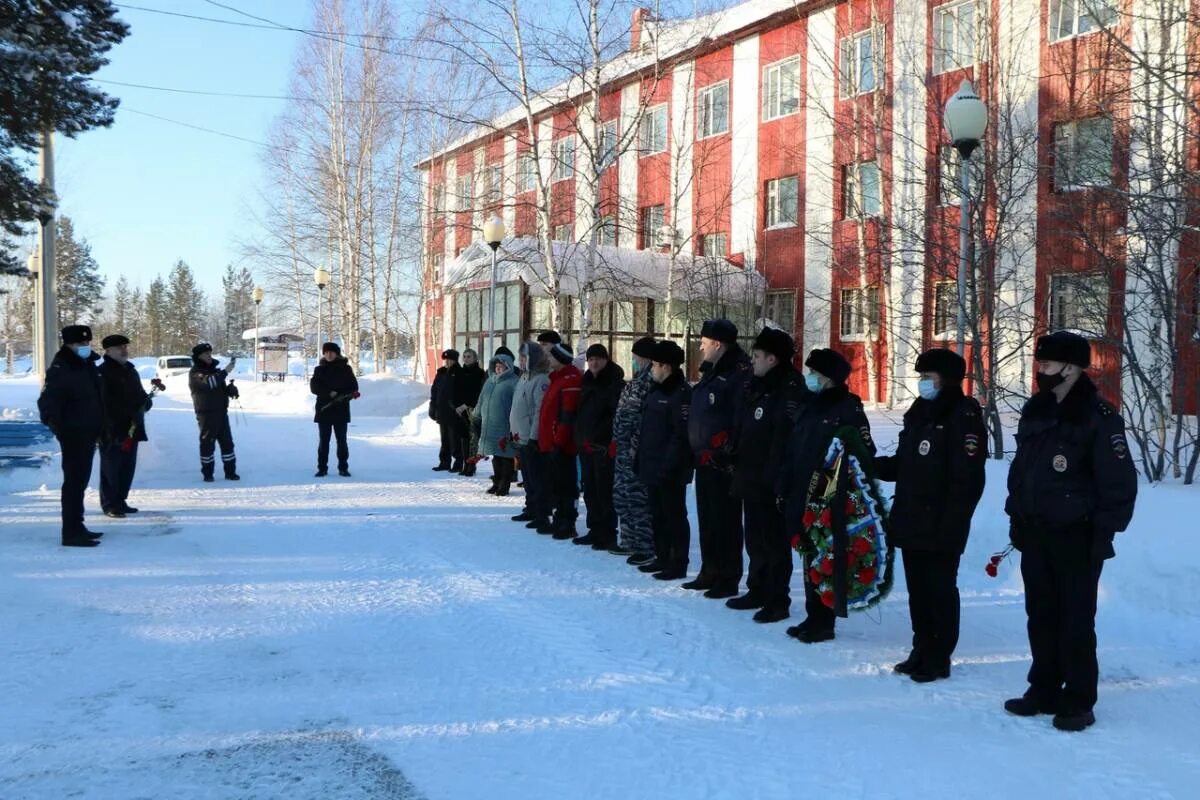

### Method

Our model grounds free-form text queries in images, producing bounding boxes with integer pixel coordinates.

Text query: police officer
[188,342,240,482]
[612,336,657,564]
[98,333,151,518]
[37,325,105,547]
[778,348,874,643]
[1003,331,1137,731]
[729,327,805,622]
[310,342,359,477]
[429,349,463,471]
[635,340,693,580]
[685,319,752,597]
[874,348,986,682]
[572,343,625,550]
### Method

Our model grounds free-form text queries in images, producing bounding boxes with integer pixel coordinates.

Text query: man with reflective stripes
[188,342,240,482]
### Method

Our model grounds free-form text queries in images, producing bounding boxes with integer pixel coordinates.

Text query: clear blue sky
[55,1,313,296]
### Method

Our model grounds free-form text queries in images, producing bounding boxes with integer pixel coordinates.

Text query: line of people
[431,324,1137,732]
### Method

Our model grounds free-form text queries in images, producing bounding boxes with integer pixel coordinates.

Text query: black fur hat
[536,330,562,345]
[61,325,92,345]
[751,327,794,362]
[1035,331,1091,368]
[632,336,657,359]
[804,348,851,384]
[914,347,966,383]
[441,349,459,361]
[651,339,685,367]
[700,319,737,345]
[192,342,213,358]
[101,334,130,349]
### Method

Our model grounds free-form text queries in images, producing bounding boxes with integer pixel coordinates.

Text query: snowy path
[1,377,1199,799]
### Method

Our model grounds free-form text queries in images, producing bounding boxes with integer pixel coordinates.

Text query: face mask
[1035,370,1067,393]
[805,373,824,393]
[917,378,940,400]
[75,345,92,359]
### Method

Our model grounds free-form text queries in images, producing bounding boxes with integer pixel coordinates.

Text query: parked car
[155,355,193,378]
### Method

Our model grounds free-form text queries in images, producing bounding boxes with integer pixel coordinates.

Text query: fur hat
[494,345,514,359]
[192,342,214,358]
[550,343,574,365]
[700,319,738,345]
[441,348,459,361]
[537,330,562,345]
[914,347,966,383]
[751,327,794,362]
[804,348,852,384]
[101,334,130,349]
[61,325,92,345]
[631,336,657,359]
[585,343,609,360]
[651,339,686,367]
[322,341,341,355]
[1035,331,1091,368]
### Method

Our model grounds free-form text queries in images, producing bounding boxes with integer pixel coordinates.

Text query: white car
[155,355,193,379]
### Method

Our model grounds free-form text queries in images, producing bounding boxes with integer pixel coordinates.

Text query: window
[1054,117,1114,190]
[553,137,575,181]
[840,29,881,97]
[599,120,619,170]
[455,173,473,212]
[933,0,978,74]
[1050,0,1118,42]
[840,285,881,339]
[598,215,617,247]
[453,285,523,356]
[939,145,985,206]
[763,290,796,330]
[553,222,574,242]
[485,165,502,204]
[430,252,444,284]
[765,176,800,228]
[932,281,958,337]
[762,57,801,121]
[639,104,668,155]
[843,161,882,218]
[431,184,445,215]
[640,204,665,249]
[1049,272,1109,335]
[701,232,727,257]
[518,153,537,193]
[698,81,730,137]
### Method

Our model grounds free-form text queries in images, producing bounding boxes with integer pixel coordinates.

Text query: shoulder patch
[964,432,980,457]
[1110,433,1129,459]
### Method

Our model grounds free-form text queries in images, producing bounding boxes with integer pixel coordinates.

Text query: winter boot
[338,468,351,477]
[653,562,687,581]
[225,472,241,481]
[1004,691,1059,717]
[704,585,739,600]
[628,551,657,567]
[786,618,835,643]
[893,651,921,675]
[512,511,536,522]
[681,576,715,591]
[725,592,765,611]
[1052,711,1096,732]
[315,468,328,477]
[753,606,790,624]
[910,662,951,683]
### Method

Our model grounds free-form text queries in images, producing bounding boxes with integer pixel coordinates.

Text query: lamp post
[483,216,506,354]
[252,286,263,382]
[314,267,330,366]
[943,79,987,357]
[34,195,56,376]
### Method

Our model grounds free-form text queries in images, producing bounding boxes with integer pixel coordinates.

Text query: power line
[98,78,480,106]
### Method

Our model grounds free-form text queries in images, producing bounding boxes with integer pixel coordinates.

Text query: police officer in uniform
[429,349,463,471]
[874,348,986,682]
[37,325,105,547]
[188,342,240,482]
[685,319,752,597]
[98,334,151,517]
[1003,331,1137,731]
[729,327,805,622]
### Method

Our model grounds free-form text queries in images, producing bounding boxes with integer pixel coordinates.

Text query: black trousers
[58,434,96,535]
[580,448,617,544]
[197,412,236,477]
[548,450,579,532]
[802,553,837,631]
[317,420,349,470]
[901,548,962,669]
[695,467,743,588]
[1020,529,1104,714]
[437,417,462,467]
[743,487,792,610]
[99,440,139,512]
[520,443,551,521]
[648,482,690,568]
[454,412,471,467]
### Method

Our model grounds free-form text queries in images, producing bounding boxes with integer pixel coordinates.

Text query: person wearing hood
[538,342,583,539]
[874,348,986,683]
[612,336,658,564]
[310,342,359,477]
[188,342,240,482]
[475,351,520,495]
[430,349,464,472]
[572,343,626,550]
[685,319,752,598]
[777,347,873,643]
[37,325,105,547]
[457,348,487,476]
[1002,331,1137,732]
[510,341,553,529]
[97,334,151,518]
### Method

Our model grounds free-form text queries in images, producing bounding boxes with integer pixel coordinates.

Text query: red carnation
[850,537,871,557]
[802,509,817,528]
[985,563,998,578]
[710,431,728,448]
[845,498,856,515]
[790,533,802,549]
[698,450,713,466]
[808,567,821,584]
[856,567,877,585]
[819,558,834,576]
[819,508,832,527]
[352,391,361,398]
[820,590,835,608]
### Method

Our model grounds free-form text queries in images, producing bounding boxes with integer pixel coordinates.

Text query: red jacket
[538,364,583,455]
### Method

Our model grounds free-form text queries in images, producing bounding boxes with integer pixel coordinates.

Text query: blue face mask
[75,345,92,359]
[917,378,940,400]
[805,373,824,393]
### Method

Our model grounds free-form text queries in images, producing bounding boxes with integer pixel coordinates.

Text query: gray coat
[509,345,551,444]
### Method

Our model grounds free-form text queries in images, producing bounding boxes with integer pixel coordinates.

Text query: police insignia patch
[1110,433,1128,459]
[918,439,931,456]
[754,406,764,420]
[964,433,979,456]
[1052,454,1068,472]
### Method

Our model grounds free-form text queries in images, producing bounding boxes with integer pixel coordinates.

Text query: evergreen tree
[0,1,129,273]
[126,286,144,352]
[220,264,256,352]
[164,260,205,353]
[111,274,132,332]
[54,215,105,328]
[143,277,166,356]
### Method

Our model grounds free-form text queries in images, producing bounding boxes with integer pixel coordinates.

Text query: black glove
[225,383,240,399]
[143,397,154,412]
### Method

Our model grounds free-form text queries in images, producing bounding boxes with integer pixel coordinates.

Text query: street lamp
[252,286,264,382]
[314,266,330,364]
[943,78,987,357]
[483,216,506,354]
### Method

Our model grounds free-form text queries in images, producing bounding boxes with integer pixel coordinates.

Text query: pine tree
[55,216,105,329]
[165,260,205,353]
[0,1,129,273]
[143,278,166,356]
[126,286,145,352]
[220,264,256,352]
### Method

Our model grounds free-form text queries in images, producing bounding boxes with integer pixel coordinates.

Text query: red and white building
[418,0,1199,411]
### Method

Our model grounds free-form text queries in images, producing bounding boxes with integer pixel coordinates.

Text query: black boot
[786,618,835,643]
[512,511,535,522]
[753,606,790,623]
[653,562,687,580]
[315,468,328,477]
[338,468,351,477]
[1052,711,1096,732]
[725,592,765,610]
[893,651,921,675]
[1004,691,1059,717]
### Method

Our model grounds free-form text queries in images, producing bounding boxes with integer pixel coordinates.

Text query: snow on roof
[416,0,802,168]
[443,236,764,304]
[241,326,304,341]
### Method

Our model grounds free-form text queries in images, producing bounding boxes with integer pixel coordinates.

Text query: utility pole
[35,129,57,374]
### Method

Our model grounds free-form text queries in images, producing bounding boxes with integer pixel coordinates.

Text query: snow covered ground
[1,374,1199,799]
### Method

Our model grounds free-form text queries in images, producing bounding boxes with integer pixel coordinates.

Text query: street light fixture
[314,267,330,364]
[252,286,264,382]
[943,78,987,357]
[483,216,506,354]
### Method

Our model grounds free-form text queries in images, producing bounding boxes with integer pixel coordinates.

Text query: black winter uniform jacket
[310,357,360,423]
[99,355,151,443]
[874,388,986,554]
[687,346,751,456]
[636,370,694,486]
[1005,374,1137,560]
[731,363,805,497]
[574,360,625,451]
[38,346,104,439]
[189,357,234,415]
[429,364,459,422]
[457,363,486,408]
